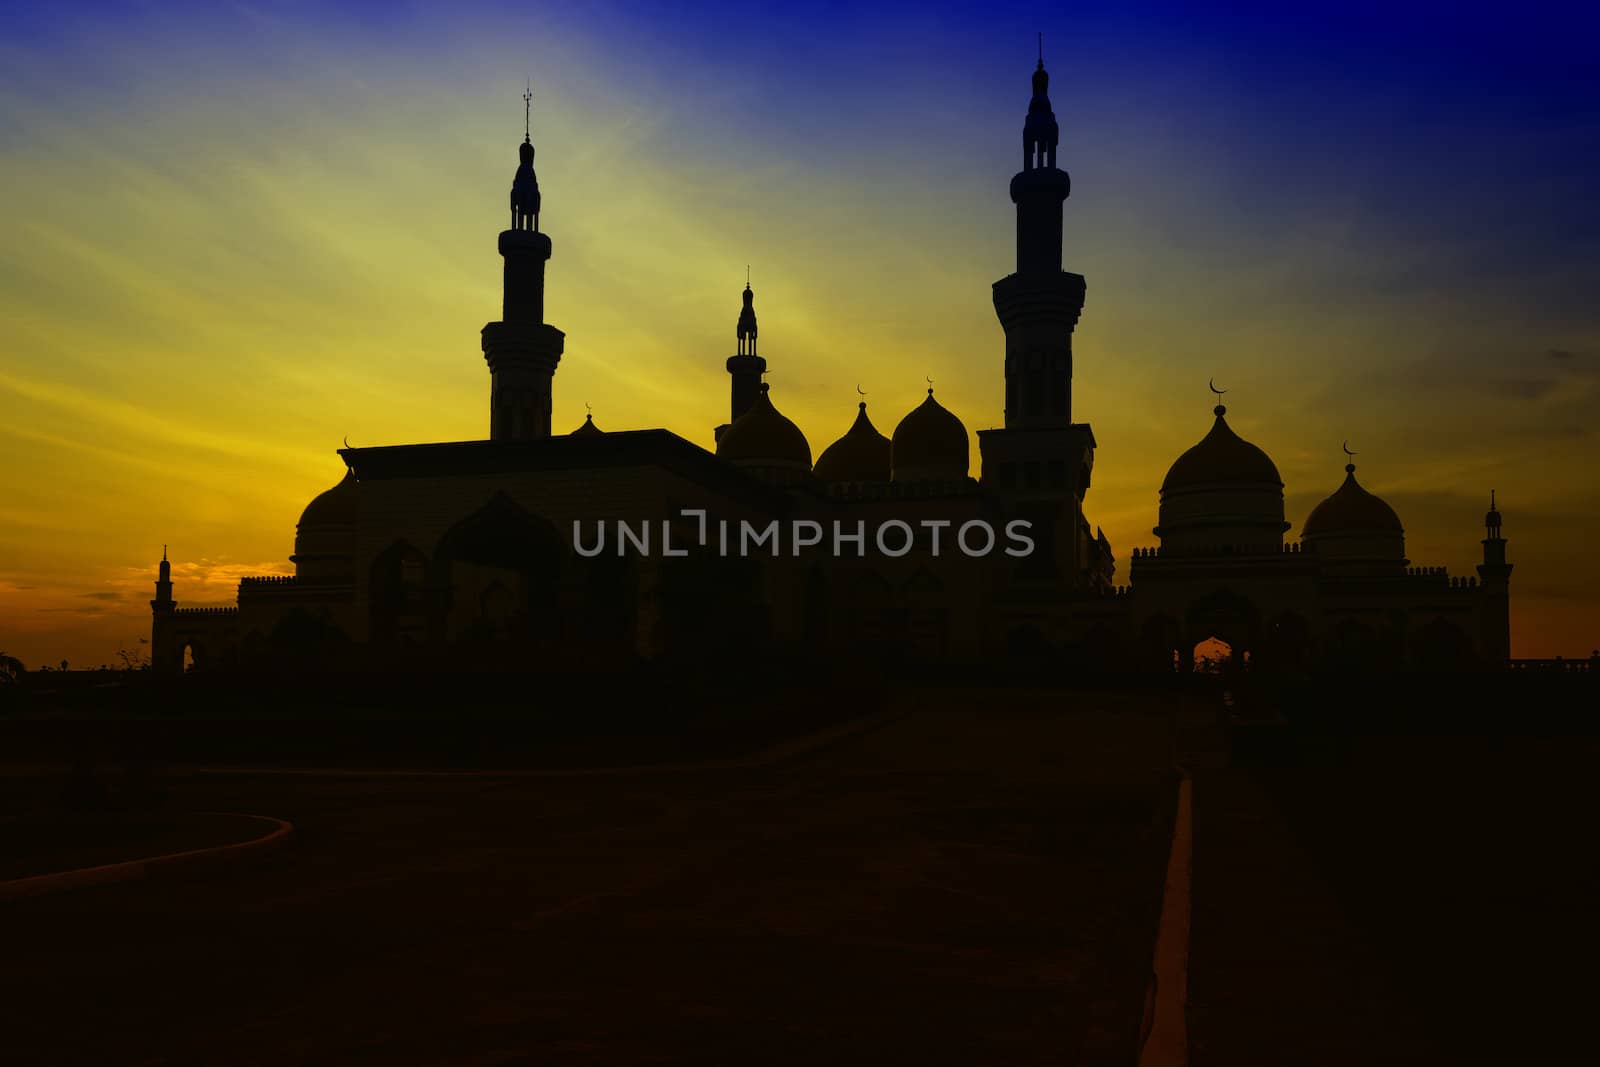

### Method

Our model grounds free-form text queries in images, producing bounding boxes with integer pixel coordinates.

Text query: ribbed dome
[298,469,357,529]
[1162,406,1282,492]
[1303,465,1403,537]
[571,413,603,437]
[891,389,969,482]
[814,402,891,483]
[716,384,812,471]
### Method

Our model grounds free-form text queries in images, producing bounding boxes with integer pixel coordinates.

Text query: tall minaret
[1476,491,1514,664]
[715,276,767,445]
[150,546,178,674]
[483,87,566,441]
[977,43,1108,591]
[992,41,1085,428]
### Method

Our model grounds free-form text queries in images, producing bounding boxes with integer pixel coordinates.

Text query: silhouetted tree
[115,639,151,672]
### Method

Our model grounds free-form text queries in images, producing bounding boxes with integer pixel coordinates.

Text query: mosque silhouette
[149,55,1512,675]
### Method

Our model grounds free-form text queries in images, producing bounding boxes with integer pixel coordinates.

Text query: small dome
[1303,465,1403,537]
[716,384,811,471]
[294,469,358,583]
[892,388,969,482]
[1161,405,1282,492]
[814,402,891,483]
[571,413,603,437]
[298,469,357,530]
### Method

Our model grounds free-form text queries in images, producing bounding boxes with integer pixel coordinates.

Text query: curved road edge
[0,813,295,903]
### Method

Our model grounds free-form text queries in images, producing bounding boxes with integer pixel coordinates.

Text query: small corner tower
[715,274,768,446]
[1476,491,1514,663]
[483,86,566,441]
[150,546,178,674]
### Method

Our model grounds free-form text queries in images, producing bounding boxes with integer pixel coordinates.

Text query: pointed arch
[433,493,565,642]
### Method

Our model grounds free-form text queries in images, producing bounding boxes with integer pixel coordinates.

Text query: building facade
[151,57,1511,675]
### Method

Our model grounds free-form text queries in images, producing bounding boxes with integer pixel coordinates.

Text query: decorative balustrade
[238,575,298,587]
[1508,658,1597,673]
[1130,542,1308,561]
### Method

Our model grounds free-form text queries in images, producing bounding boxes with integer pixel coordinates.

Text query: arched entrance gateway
[1184,589,1260,673]
[432,493,565,646]
[1192,636,1235,674]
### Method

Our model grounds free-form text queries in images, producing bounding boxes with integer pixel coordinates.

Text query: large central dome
[1156,402,1288,551]
[1161,406,1283,492]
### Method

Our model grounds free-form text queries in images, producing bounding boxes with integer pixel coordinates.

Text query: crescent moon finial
[1208,377,1227,398]
[343,434,351,449]
[1343,440,1356,458]
[856,384,866,398]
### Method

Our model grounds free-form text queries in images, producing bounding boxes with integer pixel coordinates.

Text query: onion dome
[1161,404,1283,492]
[891,387,969,482]
[814,402,891,483]
[1300,458,1406,570]
[571,412,603,437]
[293,468,358,583]
[1155,401,1287,550]
[1302,462,1403,538]
[298,469,357,528]
[716,383,812,482]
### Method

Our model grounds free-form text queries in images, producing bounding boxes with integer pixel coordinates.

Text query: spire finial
[1038,31,1044,68]
[1208,377,1227,416]
[162,544,167,562]
[1491,488,1496,510]
[1342,440,1357,474]
[926,374,934,396]
[523,82,532,143]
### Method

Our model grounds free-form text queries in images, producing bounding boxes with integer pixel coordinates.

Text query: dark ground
[1190,677,1600,1066]
[0,688,1177,1067]
[5,673,1594,1065]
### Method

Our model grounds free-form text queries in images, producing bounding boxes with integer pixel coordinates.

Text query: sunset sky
[2,0,1596,666]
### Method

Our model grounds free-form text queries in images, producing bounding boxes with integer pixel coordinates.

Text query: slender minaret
[715,275,768,445]
[977,42,1107,591]
[150,546,178,674]
[1476,491,1514,664]
[992,40,1085,427]
[483,87,565,441]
